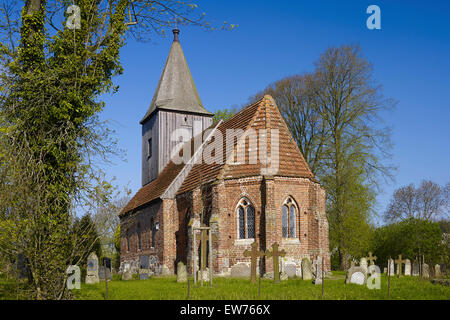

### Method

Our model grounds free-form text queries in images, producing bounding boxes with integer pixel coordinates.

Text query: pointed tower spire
[140,29,212,124]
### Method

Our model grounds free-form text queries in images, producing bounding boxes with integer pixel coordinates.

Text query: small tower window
[148,138,152,158]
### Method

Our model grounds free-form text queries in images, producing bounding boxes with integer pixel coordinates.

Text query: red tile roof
[120,95,315,216]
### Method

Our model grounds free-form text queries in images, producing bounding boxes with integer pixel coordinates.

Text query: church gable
[121,95,317,216]
[220,95,315,181]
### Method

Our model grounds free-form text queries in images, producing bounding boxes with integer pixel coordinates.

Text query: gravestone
[177,261,187,283]
[383,267,387,274]
[359,257,368,274]
[412,260,419,276]
[122,271,132,281]
[231,263,251,278]
[102,257,112,270]
[404,259,411,276]
[435,264,441,278]
[301,258,313,280]
[139,255,150,279]
[313,256,323,285]
[122,262,132,281]
[422,263,430,278]
[440,263,447,275]
[284,263,297,278]
[99,266,112,281]
[345,266,366,285]
[280,272,288,281]
[85,252,99,284]
[263,272,274,280]
[387,258,395,276]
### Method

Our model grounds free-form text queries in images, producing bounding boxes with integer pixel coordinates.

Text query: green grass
[70,272,450,300]
[1,272,448,300]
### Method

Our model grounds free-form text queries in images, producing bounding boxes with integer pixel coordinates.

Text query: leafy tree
[250,45,395,269]
[385,180,449,222]
[212,107,237,124]
[72,214,102,267]
[371,218,447,268]
[0,0,228,299]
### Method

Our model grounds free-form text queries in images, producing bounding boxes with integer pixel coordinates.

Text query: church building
[119,29,330,276]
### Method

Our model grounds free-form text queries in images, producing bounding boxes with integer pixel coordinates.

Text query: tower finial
[172,29,180,42]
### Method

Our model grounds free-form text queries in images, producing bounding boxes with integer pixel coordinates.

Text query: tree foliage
[385,180,449,223]
[212,107,237,124]
[251,45,396,269]
[371,218,447,268]
[0,0,224,299]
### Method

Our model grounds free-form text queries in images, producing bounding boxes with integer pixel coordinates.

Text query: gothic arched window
[237,198,255,239]
[282,197,297,238]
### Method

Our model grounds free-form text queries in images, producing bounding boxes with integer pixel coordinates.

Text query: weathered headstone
[422,263,430,278]
[284,263,297,278]
[387,258,394,276]
[440,263,447,275]
[139,255,150,279]
[85,252,99,284]
[404,259,411,276]
[301,258,313,280]
[99,266,112,281]
[102,257,112,270]
[412,260,419,276]
[383,267,387,274]
[243,242,265,283]
[177,261,187,283]
[265,243,286,283]
[122,262,132,280]
[139,273,149,280]
[231,263,251,278]
[435,264,441,278]
[359,257,368,274]
[122,271,132,281]
[313,256,323,285]
[345,266,366,285]
[280,272,288,281]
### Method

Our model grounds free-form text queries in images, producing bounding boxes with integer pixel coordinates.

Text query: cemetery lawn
[73,272,450,300]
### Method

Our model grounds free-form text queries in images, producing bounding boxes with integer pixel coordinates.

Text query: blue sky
[99,0,450,225]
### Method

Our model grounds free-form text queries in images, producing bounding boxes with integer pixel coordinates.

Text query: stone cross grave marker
[266,243,286,283]
[395,254,406,277]
[243,241,265,284]
[366,252,377,266]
